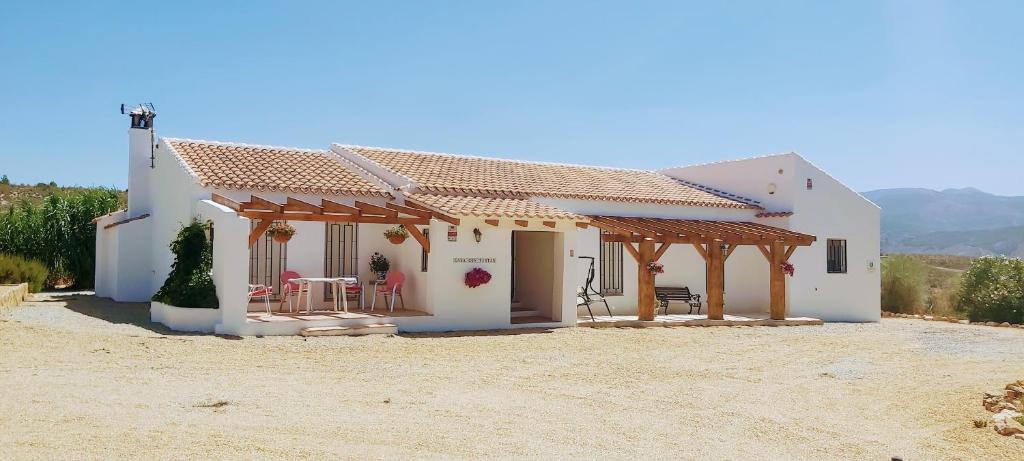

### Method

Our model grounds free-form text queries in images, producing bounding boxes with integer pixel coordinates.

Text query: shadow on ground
[36,292,241,339]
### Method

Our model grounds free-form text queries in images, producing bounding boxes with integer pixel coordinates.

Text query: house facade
[95,110,880,335]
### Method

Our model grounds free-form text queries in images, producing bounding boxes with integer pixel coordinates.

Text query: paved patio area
[246,307,430,323]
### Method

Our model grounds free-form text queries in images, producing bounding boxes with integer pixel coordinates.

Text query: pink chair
[279,271,303,313]
[371,270,405,312]
[248,284,273,316]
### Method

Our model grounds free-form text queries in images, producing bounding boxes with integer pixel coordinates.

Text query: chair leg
[584,301,595,322]
[398,292,405,311]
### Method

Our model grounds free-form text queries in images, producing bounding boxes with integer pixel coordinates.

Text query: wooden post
[706,241,725,320]
[637,239,656,321]
[769,241,786,320]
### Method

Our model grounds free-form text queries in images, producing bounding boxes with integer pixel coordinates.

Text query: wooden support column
[706,241,725,320]
[637,239,656,321]
[769,240,786,320]
[248,219,273,248]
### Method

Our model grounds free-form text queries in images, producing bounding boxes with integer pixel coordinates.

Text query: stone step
[510,309,540,318]
[300,323,397,337]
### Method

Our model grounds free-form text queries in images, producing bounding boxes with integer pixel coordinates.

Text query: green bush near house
[152,220,219,309]
[881,254,926,314]
[0,253,49,292]
[0,188,122,288]
[956,256,1024,324]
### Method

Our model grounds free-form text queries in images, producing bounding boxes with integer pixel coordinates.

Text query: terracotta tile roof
[406,193,586,220]
[165,139,390,197]
[338,145,756,208]
[755,211,794,218]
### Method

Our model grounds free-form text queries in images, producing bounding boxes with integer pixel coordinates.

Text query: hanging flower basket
[646,261,664,274]
[384,225,409,244]
[465,267,492,288]
[266,221,296,244]
[781,262,795,277]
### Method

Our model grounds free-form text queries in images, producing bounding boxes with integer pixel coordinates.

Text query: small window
[827,239,847,274]
[421,228,430,272]
[599,234,624,296]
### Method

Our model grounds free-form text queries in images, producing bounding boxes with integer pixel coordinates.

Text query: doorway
[511,231,557,323]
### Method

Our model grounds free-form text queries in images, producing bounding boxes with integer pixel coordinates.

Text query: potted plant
[369,252,390,280]
[781,261,795,277]
[384,225,409,244]
[646,261,664,275]
[266,221,296,244]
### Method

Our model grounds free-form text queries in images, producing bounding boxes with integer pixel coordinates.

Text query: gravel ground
[1,293,1022,460]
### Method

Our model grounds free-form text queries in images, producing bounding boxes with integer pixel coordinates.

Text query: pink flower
[465,267,492,288]
[646,262,664,274]
[781,262,795,276]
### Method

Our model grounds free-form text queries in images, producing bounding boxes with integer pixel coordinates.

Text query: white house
[95,108,880,335]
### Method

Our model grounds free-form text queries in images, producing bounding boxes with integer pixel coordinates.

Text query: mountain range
[861,187,1024,257]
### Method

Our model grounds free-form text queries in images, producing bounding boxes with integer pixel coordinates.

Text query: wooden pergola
[587,216,816,321]
[210,193,460,252]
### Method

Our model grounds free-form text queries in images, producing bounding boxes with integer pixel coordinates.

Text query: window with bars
[827,239,847,274]
[324,223,359,299]
[249,221,287,300]
[599,234,624,296]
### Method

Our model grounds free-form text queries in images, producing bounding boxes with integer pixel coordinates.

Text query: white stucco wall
[660,152,881,322]
[787,158,881,322]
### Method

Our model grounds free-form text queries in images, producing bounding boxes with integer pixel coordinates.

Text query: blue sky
[1,1,1021,194]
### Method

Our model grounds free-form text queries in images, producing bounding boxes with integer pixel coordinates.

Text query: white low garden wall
[150,301,221,333]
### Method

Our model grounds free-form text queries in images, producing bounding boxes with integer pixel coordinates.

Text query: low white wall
[151,301,220,333]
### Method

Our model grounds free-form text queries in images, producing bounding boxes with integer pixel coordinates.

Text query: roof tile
[341,145,755,208]
[166,139,390,198]
[406,193,585,220]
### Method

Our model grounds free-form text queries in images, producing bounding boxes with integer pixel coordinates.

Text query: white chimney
[124,103,155,216]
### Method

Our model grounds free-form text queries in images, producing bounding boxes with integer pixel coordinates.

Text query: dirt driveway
[1,293,1022,460]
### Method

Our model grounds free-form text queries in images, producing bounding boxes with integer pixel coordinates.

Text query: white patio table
[292,277,358,314]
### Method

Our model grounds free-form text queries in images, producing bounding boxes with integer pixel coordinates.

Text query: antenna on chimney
[121,103,156,129]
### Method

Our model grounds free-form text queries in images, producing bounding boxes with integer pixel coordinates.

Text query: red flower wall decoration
[465,267,492,288]
[781,262,795,277]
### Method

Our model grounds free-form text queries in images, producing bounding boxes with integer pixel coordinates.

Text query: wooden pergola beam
[284,197,322,214]
[211,193,240,211]
[402,199,461,225]
[239,211,428,225]
[653,242,672,261]
[245,195,284,213]
[248,219,273,247]
[321,199,361,216]
[404,225,430,253]
[386,202,433,219]
[623,241,641,262]
[355,201,398,217]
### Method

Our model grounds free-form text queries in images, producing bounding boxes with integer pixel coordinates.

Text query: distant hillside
[0,176,126,210]
[863,188,1024,257]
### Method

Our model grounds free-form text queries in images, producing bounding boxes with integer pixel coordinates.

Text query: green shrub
[0,253,49,292]
[881,254,926,313]
[0,189,122,288]
[152,221,219,309]
[956,256,1024,324]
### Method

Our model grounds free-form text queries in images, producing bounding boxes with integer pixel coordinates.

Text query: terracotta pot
[387,234,407,244]
[272,233,292,244]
